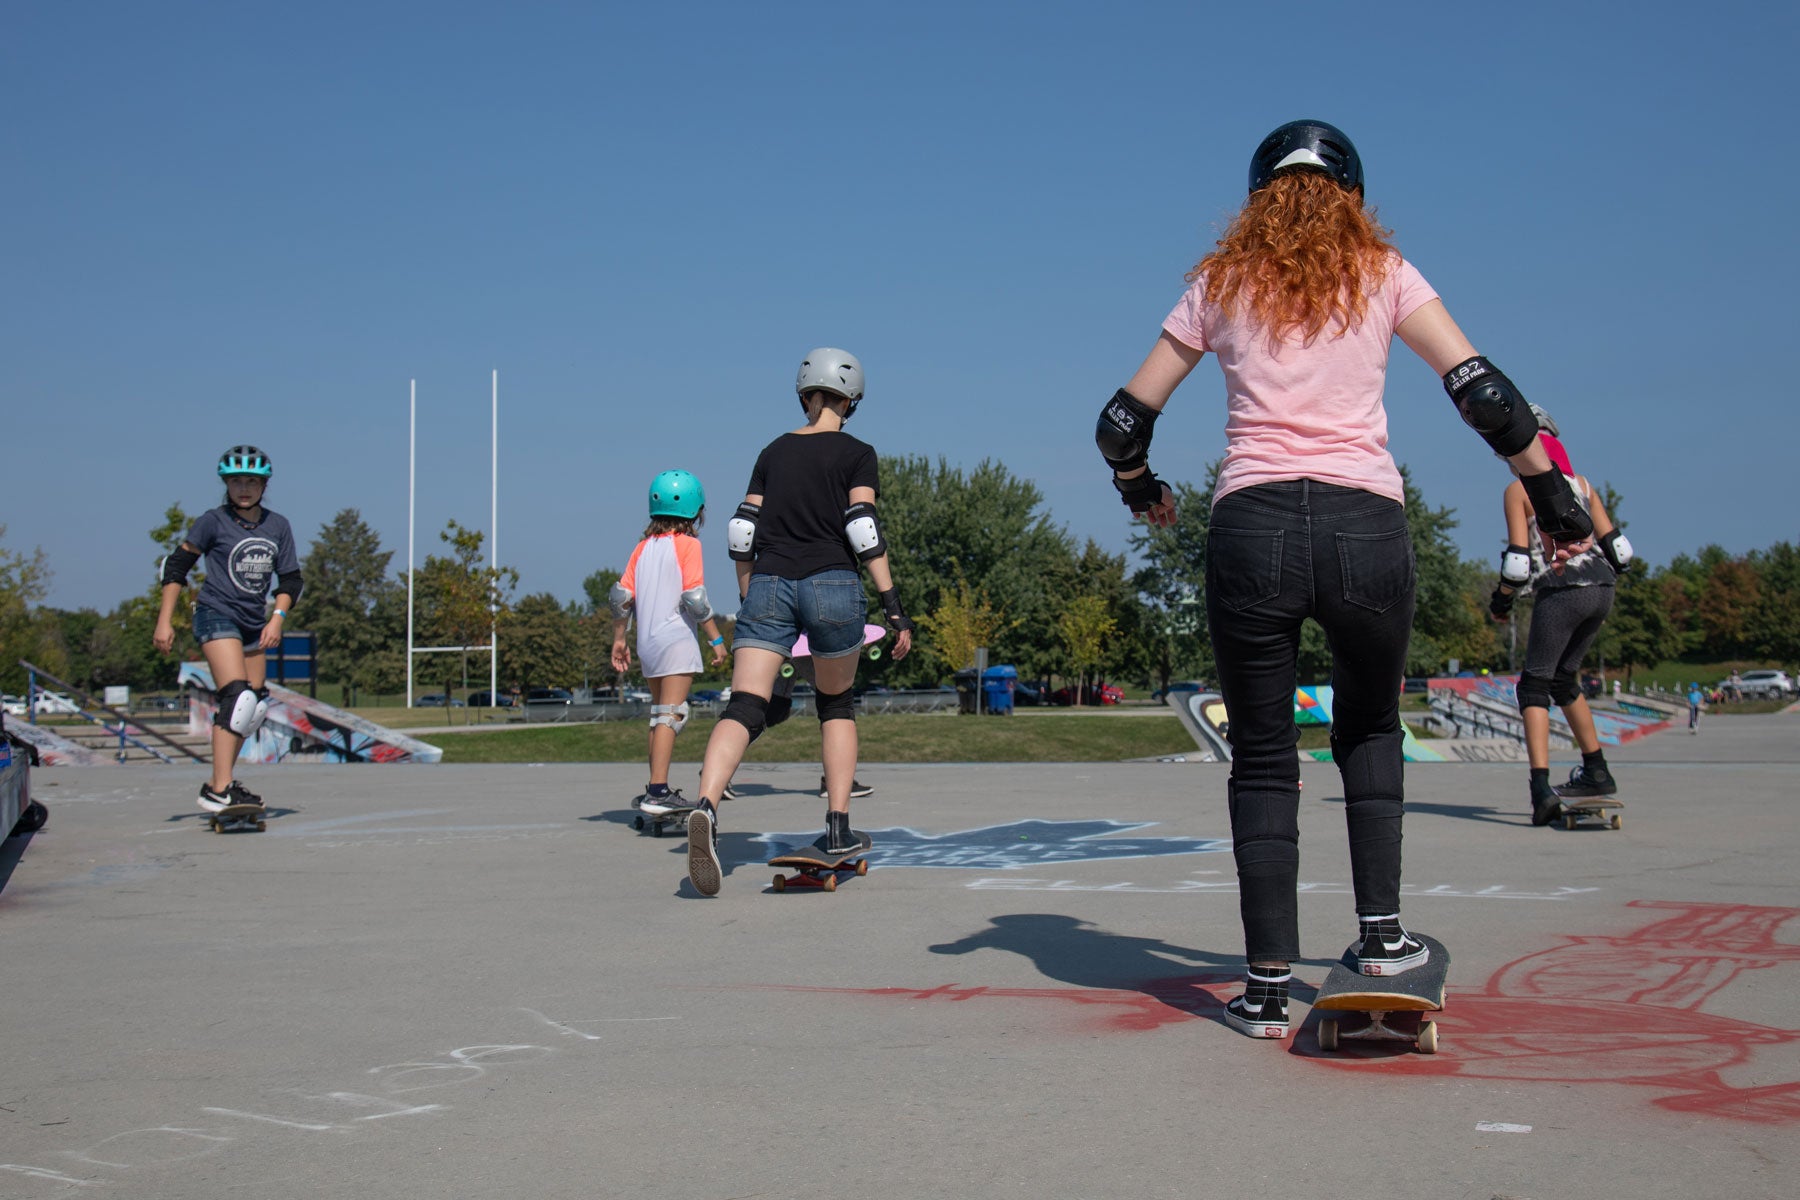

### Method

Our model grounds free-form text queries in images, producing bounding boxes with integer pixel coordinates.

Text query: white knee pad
[649,702,689,735]
[215,681,263,738]
[247,687,271,738]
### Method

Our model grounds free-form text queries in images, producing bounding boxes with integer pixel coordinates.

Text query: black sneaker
[198,783,232,813]
[639,788,699,815]
[1554,763,1618,799]
[1531,782,1563,827]
[819,775,874,800]
[822,811,871,856]
[687,803,721,896]
[1222,968,1290,1039]
[1355,917,1429,976]
[225,780,263,809]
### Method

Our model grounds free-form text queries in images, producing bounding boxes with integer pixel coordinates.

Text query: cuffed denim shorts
[731,570,867,659]
[194,604,265,646]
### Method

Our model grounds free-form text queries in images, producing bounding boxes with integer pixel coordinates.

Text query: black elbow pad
[1095,388,1159,473]
[277,569,304,605]
[1443,357,1539,458]
[161,547,200,586]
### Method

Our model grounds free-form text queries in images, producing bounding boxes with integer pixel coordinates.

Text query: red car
[1051,683,1124,706]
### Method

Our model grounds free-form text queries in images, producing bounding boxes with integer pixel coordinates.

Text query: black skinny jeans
[1205,480,1416,964]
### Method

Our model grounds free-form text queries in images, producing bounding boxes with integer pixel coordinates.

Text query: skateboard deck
[783,624,887,676]
[631,794,692,836]
[1313,933,1449,1054]
[207,802,267,834]
[768,834,872,893]
[1555,795,1623,830]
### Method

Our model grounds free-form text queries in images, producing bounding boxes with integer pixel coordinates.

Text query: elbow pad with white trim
[1500,544,1532,586]
[1599,529,1633,573]
[728,502,760,562]
[843,501,886,562]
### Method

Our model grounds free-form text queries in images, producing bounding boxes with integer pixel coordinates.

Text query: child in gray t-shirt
[154,445,303,814]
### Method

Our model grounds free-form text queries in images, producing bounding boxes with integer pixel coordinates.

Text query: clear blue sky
[5,1,1795,615]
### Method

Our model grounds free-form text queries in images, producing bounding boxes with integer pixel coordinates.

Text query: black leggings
[1206,481,1415,964]
[1520,586,1613,707]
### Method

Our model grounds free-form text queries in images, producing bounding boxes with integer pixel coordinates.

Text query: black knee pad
[1549,672,1582,706]
[1516,672,1555,712]
[763,693,793,733]
[720,692,769,741]
[815,687,856,723]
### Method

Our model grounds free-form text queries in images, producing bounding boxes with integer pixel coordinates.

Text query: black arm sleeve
[276,569,304,605]
[161,547,200,586]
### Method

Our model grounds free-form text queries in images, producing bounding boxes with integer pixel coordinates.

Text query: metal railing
[16,662,207,764]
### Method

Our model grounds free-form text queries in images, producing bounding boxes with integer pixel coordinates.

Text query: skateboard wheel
[1563,813,1577,831]
[866,646,881,661]
[255,821,267,832]
[780,663,795,678]
[652,823,663,838]
[632,815,645,830]
[855,859,868,877]
[210,821,223,834]
[1319,1019,1338,1051]
[772,874,786,892]
[823,873,837,893]
[1610,814,1622,830]
[1417,1021,1438,1054]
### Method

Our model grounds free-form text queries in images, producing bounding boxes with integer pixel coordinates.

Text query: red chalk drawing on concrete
[749,902,1800,1125]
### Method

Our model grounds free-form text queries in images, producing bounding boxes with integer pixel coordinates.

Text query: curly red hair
[1190,171,1398,347]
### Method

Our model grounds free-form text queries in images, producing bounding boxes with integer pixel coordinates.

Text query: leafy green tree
[1127,474,1216,693]
[0,526,60,693]
[302,509,401,706]
[1748,542,1800,663]
[1056,592,1117,705]
[917,565,1016,675]
[411,520,518,703]
[500,592,577,692]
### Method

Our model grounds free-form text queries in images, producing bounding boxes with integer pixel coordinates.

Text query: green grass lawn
[429,711,1217,764]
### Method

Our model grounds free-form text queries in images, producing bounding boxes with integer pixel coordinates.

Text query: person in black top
[684,348,914,896]
[153,445,303,813]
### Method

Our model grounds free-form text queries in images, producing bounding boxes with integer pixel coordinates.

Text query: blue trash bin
[981,665,1017,716]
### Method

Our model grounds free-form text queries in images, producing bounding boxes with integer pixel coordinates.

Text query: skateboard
[768,834,872,893]
[1555,795,1623,830]
[780,624,888,678]
[631,794,692,837]
[1313,933,1449,1054]
[208,803,267,834]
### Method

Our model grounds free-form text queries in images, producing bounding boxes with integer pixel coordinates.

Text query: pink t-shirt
[1161,254,1439,506]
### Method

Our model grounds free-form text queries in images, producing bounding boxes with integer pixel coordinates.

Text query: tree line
[3,461,1793,700]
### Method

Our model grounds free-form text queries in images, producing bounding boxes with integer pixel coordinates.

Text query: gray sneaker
[687,804,721,896]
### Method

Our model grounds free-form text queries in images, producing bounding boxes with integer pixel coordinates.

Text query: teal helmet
[648,469,705,519]
[218,444,272,478]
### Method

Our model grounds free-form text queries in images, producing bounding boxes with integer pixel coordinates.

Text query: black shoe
[1531,789,1564,827]
[687,803,721,896]
[198,783,232,813]
[819,776,874,799]
[1222,968,1290,1039]
[640,788,699,815]
[823,810,871,856]
[1554,764,1618,799]
[1354,917,1428,977]
[225,780,263,809]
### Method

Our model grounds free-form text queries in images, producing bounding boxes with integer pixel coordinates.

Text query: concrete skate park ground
[2,717,1796,1199]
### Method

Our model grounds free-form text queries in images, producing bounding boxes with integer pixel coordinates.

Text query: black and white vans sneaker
[1355,916,1429,976]
[198,783,232,813]
[687,803,722,896]
[1222,967,1290,1038]
[818,775,874,799]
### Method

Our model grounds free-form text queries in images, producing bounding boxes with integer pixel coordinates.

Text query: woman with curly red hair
[1094,120,1595,1039]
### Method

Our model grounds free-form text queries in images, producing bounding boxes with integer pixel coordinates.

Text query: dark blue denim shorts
[194,604,265,646]
[731,570,867,659]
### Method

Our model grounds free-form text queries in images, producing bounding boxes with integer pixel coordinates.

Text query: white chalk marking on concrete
[521,1009,604,1040]
[201,1108,342,1132]
[0,1164,104,1186]
[320,1093,447,1121]
[966,879,1599,900]
[1475,1122,1533,1133]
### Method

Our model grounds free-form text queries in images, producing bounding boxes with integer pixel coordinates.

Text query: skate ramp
[1426,676,1668,749]
[1173,685,1447,763]
[179,664,442,764]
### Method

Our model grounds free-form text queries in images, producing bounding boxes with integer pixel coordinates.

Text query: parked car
[415,693,465,708]
[1012,680,1045,706]
[466,690,515,708]
[692,689,725,703]
[1052,683,1124,706]
[1735,669,1794,699]
[526,687,573,704]
[622,687,652,703]
[1402,677,1430,694]
[1151,680,1204,704]
[5,691,80,715]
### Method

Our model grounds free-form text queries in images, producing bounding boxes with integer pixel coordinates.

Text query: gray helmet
[796,348,864,420]
[1249,119,1363,195]
[1528,403,1559,438]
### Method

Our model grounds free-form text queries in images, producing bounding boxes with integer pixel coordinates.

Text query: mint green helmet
[648,469,705,520]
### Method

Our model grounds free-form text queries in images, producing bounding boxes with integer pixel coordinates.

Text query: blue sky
[5,1,1795,615]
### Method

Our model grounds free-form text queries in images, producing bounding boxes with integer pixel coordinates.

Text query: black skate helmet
[1249,120,1363,195]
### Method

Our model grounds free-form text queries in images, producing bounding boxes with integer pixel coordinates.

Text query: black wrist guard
[1519,468,1594,542]
[1489,583,1515,619]
[1095,388,1159,473]
[1112,471,1167,514]
[877,587,914,634]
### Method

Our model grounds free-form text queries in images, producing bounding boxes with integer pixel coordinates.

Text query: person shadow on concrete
[928,913,1333,1029]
